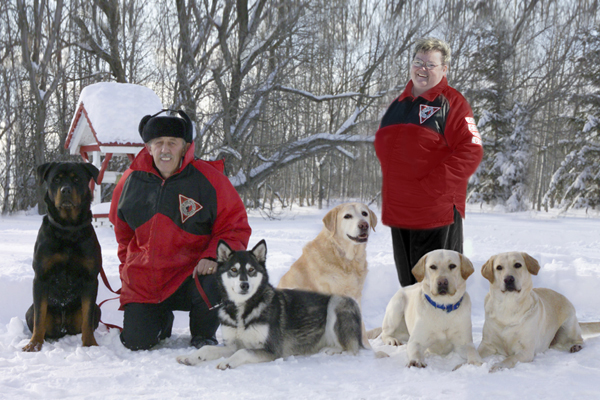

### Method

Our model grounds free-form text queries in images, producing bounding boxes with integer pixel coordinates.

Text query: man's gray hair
[412,38,452,66]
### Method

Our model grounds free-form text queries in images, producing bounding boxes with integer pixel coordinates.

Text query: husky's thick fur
[176,240,363,369]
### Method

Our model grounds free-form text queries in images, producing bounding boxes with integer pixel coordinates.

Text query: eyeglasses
[412,59,442,70]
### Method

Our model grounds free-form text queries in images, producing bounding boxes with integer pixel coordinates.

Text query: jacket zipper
[148,174,167,303]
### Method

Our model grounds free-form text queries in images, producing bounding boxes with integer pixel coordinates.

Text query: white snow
[1,205,600,399]
[72,82,164,144]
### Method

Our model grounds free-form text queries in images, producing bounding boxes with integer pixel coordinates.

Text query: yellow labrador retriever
[277,203,377,345]
[379,250,482,369]
[478,252,600,372]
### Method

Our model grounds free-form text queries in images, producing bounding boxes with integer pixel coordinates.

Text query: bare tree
[72,0,153,84]
[17,0,65,212]
[3,0,600,214]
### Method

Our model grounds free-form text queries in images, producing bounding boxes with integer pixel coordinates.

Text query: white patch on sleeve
[465,117,482,145]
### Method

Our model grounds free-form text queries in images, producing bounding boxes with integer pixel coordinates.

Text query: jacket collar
[399,76,449,102]
[131,141,196,178]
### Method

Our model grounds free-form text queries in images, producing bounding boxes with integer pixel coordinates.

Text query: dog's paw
[321,347,343,356]
[381,336,403,346]
[22,341,43,352]
[489,363,505,373]
[176,355,201,366]
[452,362,465,371]
[570,344,583,353]
[81,337,98,347]
[468,359,483,367]
[216,360,233,370]
[452,360,482,371]
[407,360,427,368]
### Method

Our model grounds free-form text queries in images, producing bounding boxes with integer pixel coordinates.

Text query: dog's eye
[230,267,238,273]
[496,265,503,271]
[361,211,368,217]
[430,265,437,270]
[449,264,457,270]
[248,267,255,274]
[344,214,352,219]
[514,263,522,268]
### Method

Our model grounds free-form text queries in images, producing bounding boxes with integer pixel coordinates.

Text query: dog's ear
[521,252,540,276]
[368,207,378,231]
[37,162,57,185]
[481,256,495,283]
[459,253,474,280]
[322,206,339,234]
[216,240,233,263]
[251,239,267,263]
[81,163,100,184]
[411,254,427,282]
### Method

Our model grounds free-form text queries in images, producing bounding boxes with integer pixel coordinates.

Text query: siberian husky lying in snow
[176,240,363,369]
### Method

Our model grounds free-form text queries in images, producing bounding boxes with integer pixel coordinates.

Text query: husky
[176,239,363,369]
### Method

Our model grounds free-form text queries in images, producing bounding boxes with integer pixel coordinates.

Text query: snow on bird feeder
[65,82,163,222]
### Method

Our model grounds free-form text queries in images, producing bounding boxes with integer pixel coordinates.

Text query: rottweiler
[23,162,102,352]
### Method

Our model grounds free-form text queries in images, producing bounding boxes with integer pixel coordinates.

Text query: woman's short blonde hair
[412,38,452,66]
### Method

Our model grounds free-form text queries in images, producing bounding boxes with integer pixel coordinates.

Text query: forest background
[1,0,599,215]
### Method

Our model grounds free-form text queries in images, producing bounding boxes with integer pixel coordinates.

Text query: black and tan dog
[23,162,102,352]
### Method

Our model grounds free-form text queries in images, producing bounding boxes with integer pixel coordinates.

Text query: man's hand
[194,259,218,277]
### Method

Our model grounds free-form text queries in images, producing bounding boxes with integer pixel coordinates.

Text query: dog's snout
[504,275,517,292]
[437,278,449,294]
[358,221,369,231]
[240,282,249,291]
[61,186,72,196]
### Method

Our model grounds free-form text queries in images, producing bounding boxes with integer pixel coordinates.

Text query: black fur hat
[138,109,193,143]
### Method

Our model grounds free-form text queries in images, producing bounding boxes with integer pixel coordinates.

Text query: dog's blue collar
[424,294,464,313]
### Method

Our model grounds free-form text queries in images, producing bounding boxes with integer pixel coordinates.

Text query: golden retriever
[478,252,600,372]
[379,250,482,368]
[277,202,377,345]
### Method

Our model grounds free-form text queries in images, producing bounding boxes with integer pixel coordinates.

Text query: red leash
[98,267,219,333]
[194,273,222,311]
[98,266,123,332]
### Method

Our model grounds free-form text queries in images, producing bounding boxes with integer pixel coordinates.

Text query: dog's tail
[580,322,600,336]
[367,327,382,340]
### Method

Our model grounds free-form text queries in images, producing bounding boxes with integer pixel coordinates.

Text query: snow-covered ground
[1,204,600,399]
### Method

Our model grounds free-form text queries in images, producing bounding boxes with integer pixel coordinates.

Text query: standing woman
[374,38,483,287]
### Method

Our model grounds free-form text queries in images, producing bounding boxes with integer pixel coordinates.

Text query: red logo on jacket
[179,195,203,223]
[419,105,441,124]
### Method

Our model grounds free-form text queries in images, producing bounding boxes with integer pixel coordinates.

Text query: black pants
[391,207,463,287]
[120,274,221,350]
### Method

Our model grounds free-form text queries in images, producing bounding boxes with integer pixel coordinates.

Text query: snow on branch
[216,146,243,160]
[335,107,362,135]
[275,86,364,102]
[335,146,356,160]
[229,133,374,188]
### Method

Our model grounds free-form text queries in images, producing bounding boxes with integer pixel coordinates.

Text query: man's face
[410,50,448,97]
[146,136,190,179]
